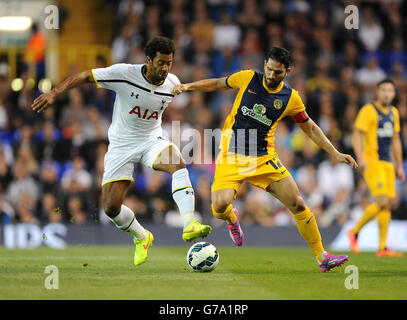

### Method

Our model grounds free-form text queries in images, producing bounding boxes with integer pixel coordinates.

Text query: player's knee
[170,162,186,174]
[291,196,306,213]
[212,198,232,215]
[166,146,186,174]
[376,196,390,210]
[103,200,121,218]
[159,160,186,175]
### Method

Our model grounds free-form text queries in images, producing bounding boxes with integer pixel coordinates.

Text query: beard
[266,78,281,89]
[153,71,167,83]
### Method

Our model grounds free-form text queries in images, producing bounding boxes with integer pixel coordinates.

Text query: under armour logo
[131,92,139,98]
[186,190,194,195]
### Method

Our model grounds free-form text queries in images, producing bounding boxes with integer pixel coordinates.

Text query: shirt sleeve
[92,63,131,91]
[286,89,306,117]
[392,107,401,133]
[225,70,254,89]
[354,105,374,132]
[168,73,181,87]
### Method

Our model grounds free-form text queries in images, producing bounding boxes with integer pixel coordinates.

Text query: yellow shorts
[363,160,396,198]
[211,151,291,194]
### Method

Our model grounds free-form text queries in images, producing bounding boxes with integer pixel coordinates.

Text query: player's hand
[172,84,189,95]
[31,90,57,113]
[335,152,358,169]
[396,166,405,181]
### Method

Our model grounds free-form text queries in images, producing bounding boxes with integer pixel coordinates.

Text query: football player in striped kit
[173,47,358,272]
[349,79,404,257]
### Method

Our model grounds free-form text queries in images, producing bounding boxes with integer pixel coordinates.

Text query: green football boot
[182,219,212,242]
[133,230,154,266]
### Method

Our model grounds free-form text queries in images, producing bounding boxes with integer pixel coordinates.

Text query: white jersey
[92,63,179,146]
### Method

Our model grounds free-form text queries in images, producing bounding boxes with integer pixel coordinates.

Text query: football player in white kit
[32,36,212,266]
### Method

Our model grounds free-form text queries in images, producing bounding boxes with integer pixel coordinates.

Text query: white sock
[316,251,328,264]
[172,168,195,228]
[110,205,147,240]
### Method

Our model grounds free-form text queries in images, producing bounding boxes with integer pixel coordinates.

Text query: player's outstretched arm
[172,77,229,95]
[298,116,358,169]
[32,70,95,113]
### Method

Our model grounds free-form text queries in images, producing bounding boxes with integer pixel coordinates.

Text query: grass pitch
[1,246,406,300]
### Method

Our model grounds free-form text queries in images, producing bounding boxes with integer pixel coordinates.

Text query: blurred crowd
[1,0,407,229]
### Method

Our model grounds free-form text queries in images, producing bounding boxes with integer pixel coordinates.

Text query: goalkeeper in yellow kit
[348,79,404,257]
[173,47,358,272]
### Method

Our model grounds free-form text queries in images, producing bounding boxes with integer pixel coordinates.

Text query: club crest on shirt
[273,99,283,109]
[241,104,272,126]
[377,121,394,138]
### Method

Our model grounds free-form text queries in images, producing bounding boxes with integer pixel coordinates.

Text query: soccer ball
[186,242,219,272]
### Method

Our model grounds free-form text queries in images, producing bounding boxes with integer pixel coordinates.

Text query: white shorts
[101,136,175,186]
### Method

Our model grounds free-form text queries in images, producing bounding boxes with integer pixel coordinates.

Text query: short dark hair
[266,47,291,69]
[376,78,398,105]
[144,36,175,60]
[376,78,396,89]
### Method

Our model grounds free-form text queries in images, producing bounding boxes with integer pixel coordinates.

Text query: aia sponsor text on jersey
[129,106,159,120]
